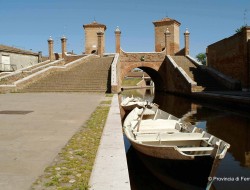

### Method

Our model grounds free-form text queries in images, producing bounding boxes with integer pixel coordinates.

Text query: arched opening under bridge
[121,66,165,92]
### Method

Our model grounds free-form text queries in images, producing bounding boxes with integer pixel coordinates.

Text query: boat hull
[130,140,198,160]
[121,103,144,111]
[135,147,216,190]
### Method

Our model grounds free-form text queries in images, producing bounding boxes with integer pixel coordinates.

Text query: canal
[121,88,250,190]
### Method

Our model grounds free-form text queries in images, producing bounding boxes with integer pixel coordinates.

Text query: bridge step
[20,56,114,93]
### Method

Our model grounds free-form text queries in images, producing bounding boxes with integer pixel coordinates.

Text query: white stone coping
[167,55,178,68]
[179,67,197,85]
[89,95,130,190]
[186,55,240,88]
[167,55,197,86]
[205,67,238,83]
[111,53,119,85]
[186,55,203,66]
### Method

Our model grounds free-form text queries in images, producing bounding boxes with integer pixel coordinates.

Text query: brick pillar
[97,30,104,57]
[164,28,171,55]
[115,26,121,53]
[184,28,190,56]
[61,35,67,59]
[48,36,54,61]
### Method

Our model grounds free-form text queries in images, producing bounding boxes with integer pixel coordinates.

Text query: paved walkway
[0,93,105,190]
[89,94,130,190]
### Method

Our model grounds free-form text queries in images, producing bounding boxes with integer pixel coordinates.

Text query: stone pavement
[89,94,130,190]
[0,92,105,190]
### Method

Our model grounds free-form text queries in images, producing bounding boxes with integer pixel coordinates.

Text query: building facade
[0,44,41,72]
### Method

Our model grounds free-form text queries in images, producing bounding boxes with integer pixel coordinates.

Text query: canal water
[121,88,250,190]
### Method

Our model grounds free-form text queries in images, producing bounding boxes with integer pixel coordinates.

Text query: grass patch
[100,100,112,105]
[31,100,111,190]
[105,94,113,97]
[122,78,142,86]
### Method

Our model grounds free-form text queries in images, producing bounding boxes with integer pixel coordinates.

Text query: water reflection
[121,89,250,190]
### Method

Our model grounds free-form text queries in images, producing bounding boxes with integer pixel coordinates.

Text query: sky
[0,0,249,57]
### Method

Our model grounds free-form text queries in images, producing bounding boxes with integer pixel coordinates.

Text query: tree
[235,25,245,33]
[196,53,206,65]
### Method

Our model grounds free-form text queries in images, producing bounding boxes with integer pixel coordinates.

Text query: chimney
[184,28,190,55]
[47,36,54,61]
[97,30,104,56]
[61,35,67,59]
[115,26,121,53]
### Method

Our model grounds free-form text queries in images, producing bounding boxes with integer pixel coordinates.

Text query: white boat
[123,104,230,189]
[120,96,150,111]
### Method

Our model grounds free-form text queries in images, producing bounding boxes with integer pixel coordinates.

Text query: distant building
[0,44,42,72]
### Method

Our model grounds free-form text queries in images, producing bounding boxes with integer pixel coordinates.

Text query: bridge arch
[117,50,167,92]
[121,64,165,91]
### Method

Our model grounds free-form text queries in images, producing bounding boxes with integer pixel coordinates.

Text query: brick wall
[164,57,192,94]
[120,51,166,62]
[207,27,250,89]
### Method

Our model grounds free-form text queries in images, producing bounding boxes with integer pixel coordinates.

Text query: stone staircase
[20,56,114,93]
[171,56,229,91]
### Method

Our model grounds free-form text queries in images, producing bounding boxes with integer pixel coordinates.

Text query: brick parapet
[164,56,194,94]
[120,49,166,62]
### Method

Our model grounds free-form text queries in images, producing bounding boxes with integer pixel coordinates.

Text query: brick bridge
[111,49,239,94]
[117,50,166,91]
